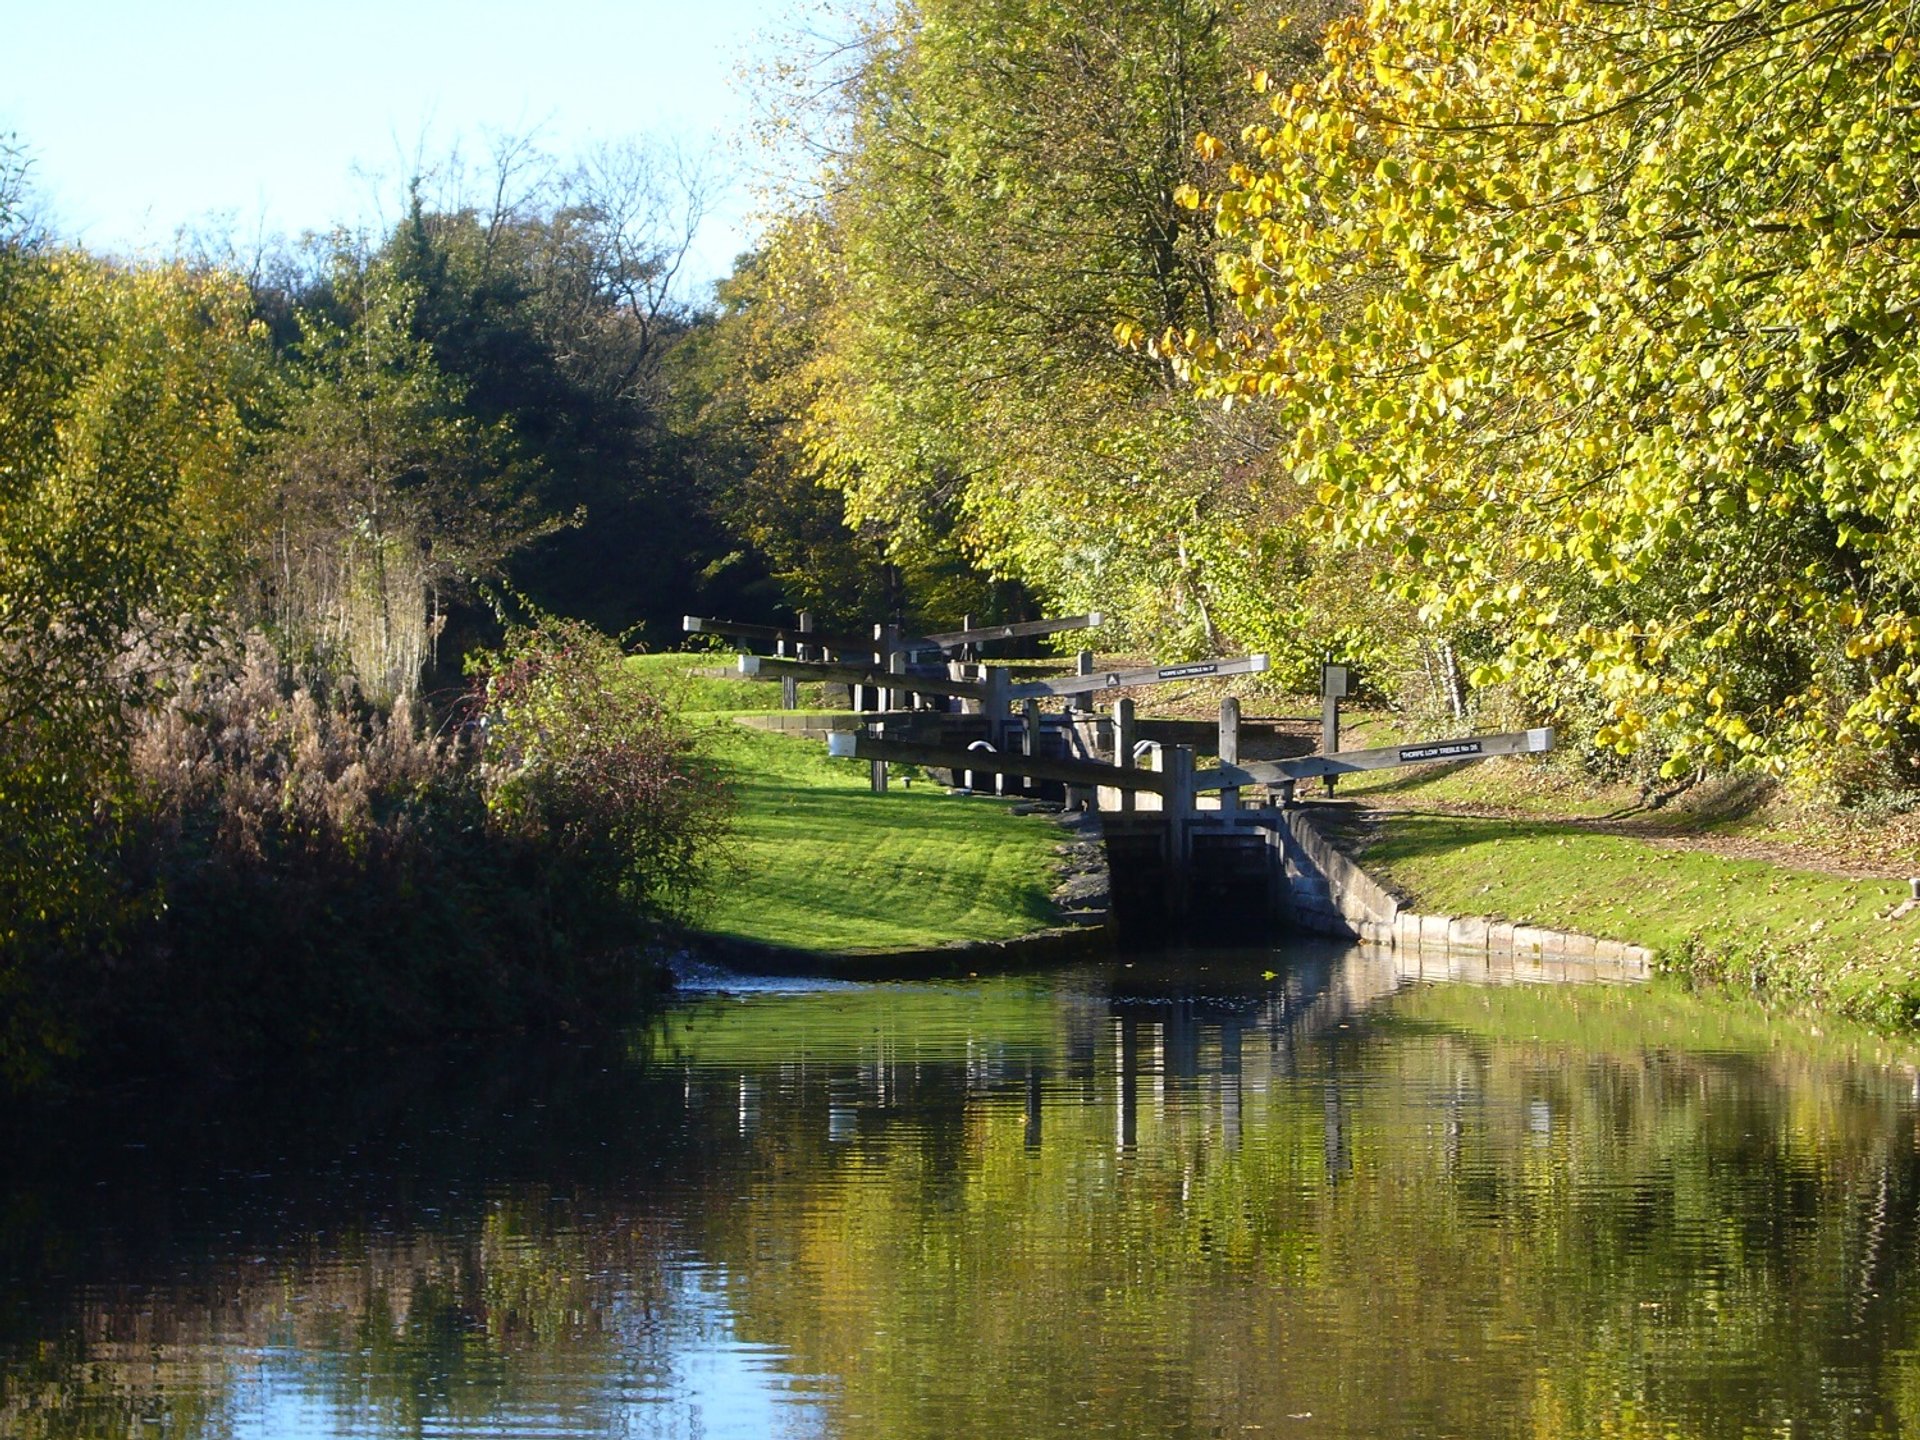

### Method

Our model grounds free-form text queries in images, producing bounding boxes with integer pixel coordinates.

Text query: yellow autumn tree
[1180,0,1920,786]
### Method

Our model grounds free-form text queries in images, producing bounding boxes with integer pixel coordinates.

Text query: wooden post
[1165,746,1196,851]
[1164,744,1196,919]
[1068,649,1094,713]
[871,624,897,792]
[888,630,907,712]
[983,667,1012,751]
[1321,663,1348,798]
[962,612,977,664]
[950,657,978,713]
[1219,696,1241,814]
[1021,697,1041,798]
[984,667,1011,796]
[783,610,811,711]
[1114,697,1136,814]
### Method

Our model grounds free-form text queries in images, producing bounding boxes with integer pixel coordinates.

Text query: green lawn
[1315,715,1920,1029]
[1361,812,1908,961]
[632,653,1066,954]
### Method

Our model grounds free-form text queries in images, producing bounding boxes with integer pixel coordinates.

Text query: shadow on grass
[1361,812,1589,864]
[1601,772,1778,829]
[1342,760,1484,798]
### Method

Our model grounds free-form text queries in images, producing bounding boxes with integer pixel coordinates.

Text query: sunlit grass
[1363,813,1906,960]
[1354,791,1920,1030]
[632,652,1064,953]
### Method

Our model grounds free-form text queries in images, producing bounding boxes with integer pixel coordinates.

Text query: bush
[17,625,731,1079]
[474,617,732,919]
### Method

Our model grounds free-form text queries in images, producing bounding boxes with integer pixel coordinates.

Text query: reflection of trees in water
[683,968,1920,1440]
[0,1040,716,1440]
[6,966,1920,1438]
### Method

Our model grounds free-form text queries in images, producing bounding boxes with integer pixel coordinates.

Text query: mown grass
[1361,813,1904,958]
[631,652,1065,954]
[1317,713,1920,1029]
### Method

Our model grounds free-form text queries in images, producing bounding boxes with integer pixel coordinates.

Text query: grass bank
[1316,715,1920,1030]
[632,654,1071,956]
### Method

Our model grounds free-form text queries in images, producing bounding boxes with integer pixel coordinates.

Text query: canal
[5,944,1920,1437]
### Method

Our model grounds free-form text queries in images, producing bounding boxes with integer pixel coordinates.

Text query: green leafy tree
[0,152,269,1074]
[377,144,765,645]
[672,223,997,632]
[753,0,1336,658]
[475,615,732,917]
[1183,0,1920,783]
[260,239,544,701]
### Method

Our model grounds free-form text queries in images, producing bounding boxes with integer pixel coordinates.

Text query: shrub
[20,624,731,1079]
[473,616,733,919]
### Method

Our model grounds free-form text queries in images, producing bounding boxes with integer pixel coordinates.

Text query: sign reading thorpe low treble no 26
[1398,740,1483,763]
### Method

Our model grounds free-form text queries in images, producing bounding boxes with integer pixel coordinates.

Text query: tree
[380,142,757,645]
[751,0,1341,659]
[1182,0,1920,784]
[672,221,995,632]
[0,151,269,1069]
[259,238,544,701]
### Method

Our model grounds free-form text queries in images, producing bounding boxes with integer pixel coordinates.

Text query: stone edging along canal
[1280,804,1655,983]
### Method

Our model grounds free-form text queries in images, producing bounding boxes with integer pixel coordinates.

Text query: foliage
[256,238,545,701]
[111,637,491,1059]
[476,618,732,921]
[1180,0,1920,784]
[0,135,759,1086]
[746,0,1337,655]
[663,227,906,631]
[32,627,733,1074]
[376,151,768,645]
[0,163,270,1077]
[676,216,1029,635]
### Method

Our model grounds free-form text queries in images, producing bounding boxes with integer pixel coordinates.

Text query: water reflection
[5,946,1920,1438]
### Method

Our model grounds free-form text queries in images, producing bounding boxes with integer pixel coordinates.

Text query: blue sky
[3,0,809,293]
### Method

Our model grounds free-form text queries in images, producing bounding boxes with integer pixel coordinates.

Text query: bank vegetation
[14,0,1920,1079]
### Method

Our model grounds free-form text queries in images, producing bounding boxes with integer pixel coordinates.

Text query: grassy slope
[1314,711,1920,1027]
[1361,810,1910,962]
[632,653,1063,954]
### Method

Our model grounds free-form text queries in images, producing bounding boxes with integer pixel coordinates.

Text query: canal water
[6,944,1920,1438]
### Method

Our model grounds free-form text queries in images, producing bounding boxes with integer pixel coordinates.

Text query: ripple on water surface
[5,947,1920,1438]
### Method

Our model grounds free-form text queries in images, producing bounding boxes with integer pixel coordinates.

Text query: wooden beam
[1192,727,1554,789]
[827,733,1169,794]
[738,655,988,702]
[917,613,1103,649]
[685,616,880,656]
[1008,653,1269,699]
